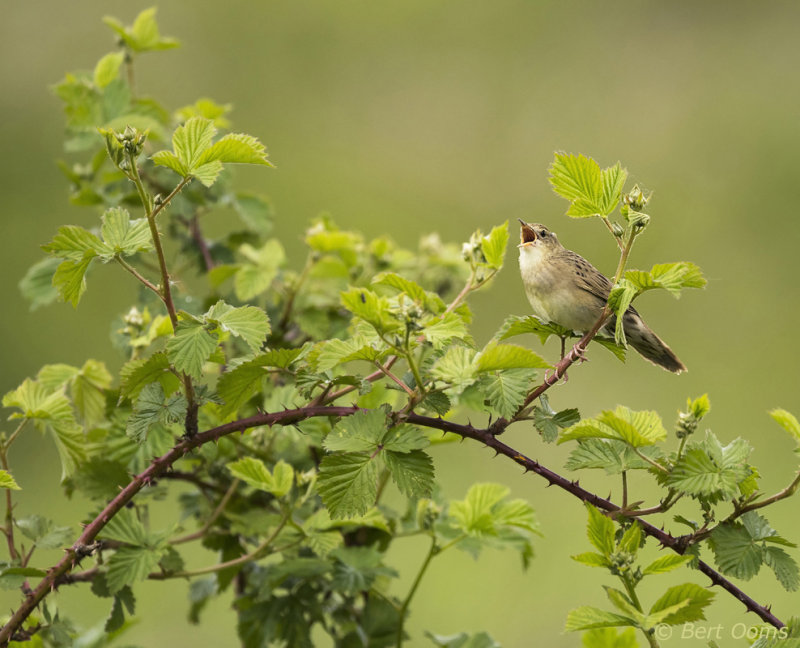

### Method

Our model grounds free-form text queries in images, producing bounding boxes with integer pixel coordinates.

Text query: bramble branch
[0,401,785,643]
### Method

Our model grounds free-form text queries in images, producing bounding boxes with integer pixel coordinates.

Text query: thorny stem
[375,361,415,397]
[170,479,240,545]
[622,471,628,509]
[0,404,786,644]
[322,356,399,404]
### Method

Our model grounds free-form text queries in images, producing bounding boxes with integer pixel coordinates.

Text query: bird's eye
[539,230,547,238]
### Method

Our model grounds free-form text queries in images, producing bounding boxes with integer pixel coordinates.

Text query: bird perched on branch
[517,220,686,373]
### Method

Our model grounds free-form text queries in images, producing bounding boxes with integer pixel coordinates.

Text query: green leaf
[106,546,162,594]
[764,546,800,591]
[100,509,149,546]
[197,133,273,167]
[317,453,379,519]
[474,342,551,372]
[217,349,301,417]
[688,393,711,419]
[581,628,638,648]
[227,457,294,497]
[151,150,185,176]
[104,7,179,53]
[44,225,110,261]
[532,394,580,443]
[432,346,477,391]
[480,221,509,269]
[15,515,72,549]
[384,449,434,498]
[323,409,386,453]
[625,262,707,297]
[232,240,285,301]
[172,116,216,172]
[564,607,635,631]
[426,631,502,648]
[316,337,388,371]
[421,312,469,349]
[340,288,401,335]
[571,552,611,568]
[449,483,510,535]
[166,319,218,378]
[176,97,232,129]
[666,432,751,500]
[100,207,153,256]
[19,257,61,310]
[381,425,429,452]
[769,408,800,443]
[648,583,714,625]
[53,253,96,307]
[549,153,607,218]
[120,352,180,400]
[496,314,572,344]
[560,407,667,448]
[127,382,187,443]
[330,546,397,595]
[599,163,628,216]
[642,554,693,575]
[618,522,642,554]
[585,504,615,556]
[710,522,764,580]
[607,280,637,346]
[72,359,112,428]
[604,587,640,619]
[232,192,273,235]
[0,470,20,491]
[205,301,270,353]
[93,52,124,88]
[481,369,537,419]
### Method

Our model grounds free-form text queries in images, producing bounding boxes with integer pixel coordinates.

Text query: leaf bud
[611,222,625,238]
[416,498,441,530]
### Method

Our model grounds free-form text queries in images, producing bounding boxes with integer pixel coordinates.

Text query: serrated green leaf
[381,424,429,452]
[316,337,388,371]
[197,132,273,167]
[421,312,469,349]
[449,483,510,535]
[166,319,218,378]
[474,342,551,372]
[604,587,640,619]
[19,257,61,310]
[72,359,112,428]
[16,515,72,549]
[618,522,642,554]
[710,523,763,580]
[151,150,186,176]
[480,221,508,269]
[44,225,110,261]
[93,52,124,88]
[648,583,714,625]
[564,606,635,631]
[171,116,216,171]
[217,349,301,417]
[585,504,615,556]
[667,432,751,500]
[104,7,179,52]
[532,394,580,443]
[0,470,20,490]
[106,546,162,594]
[549,153,605,218]
[205,301,270,352]
[232,239,285,301]
[432,346,477,392]
[53,253,96,307]
[599,163,628,215]
[481,368,537,419]
[317,453,379,519]
[571,552,611,568]
[227,457,293,497]
[769,408,800,443]
[607,280,637,346]
[560,407,666,448]
[100,508,149,546]
[323,409,386,452]
[340,288,401,334]
[625,262,707,297]
[764,546,800,591]
[495,314,572,344]
[127,382,187,443]
[372,272,429,306]
[120,352,180,400]
[688,393,711,419]
[100,207,153,256]
[642,554,693,575]
[581,628,638,648]
[176,97,232,129]
[384,449,434,498]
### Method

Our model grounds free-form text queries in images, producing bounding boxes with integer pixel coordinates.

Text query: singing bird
[517,220,686,373]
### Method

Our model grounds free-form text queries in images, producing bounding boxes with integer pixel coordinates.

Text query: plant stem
[622,471,628,509]
[443,268,476,315]
[115,257,163,301]
[278,253,315,332]
[322,356,398,404]
[170,479,240,545]
[0,421,26,562]
[397,536,438,648]
[601,217,625,251]
[375,362,415,397]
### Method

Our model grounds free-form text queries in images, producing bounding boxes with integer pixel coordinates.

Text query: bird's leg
[560,335,566,361]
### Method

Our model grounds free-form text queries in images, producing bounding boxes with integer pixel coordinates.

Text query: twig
[187,214,215,271]
[115,257,163,302]
[170,479,240,545]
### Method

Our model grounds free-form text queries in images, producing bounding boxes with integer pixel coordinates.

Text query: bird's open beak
[518,219,536,247]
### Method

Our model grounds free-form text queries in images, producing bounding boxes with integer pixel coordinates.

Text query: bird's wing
[556,249,612,302]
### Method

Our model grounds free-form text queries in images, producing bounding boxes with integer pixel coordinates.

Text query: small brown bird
[517,220,686,373]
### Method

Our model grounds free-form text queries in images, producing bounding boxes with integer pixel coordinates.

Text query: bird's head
[518,220,560,252]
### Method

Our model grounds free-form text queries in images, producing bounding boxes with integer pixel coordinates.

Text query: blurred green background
[3,1,800,646]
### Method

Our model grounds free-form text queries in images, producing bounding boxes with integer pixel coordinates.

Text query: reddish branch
[0,396,786,643]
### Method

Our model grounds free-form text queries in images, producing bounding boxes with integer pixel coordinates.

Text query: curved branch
[0,404,785,643]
